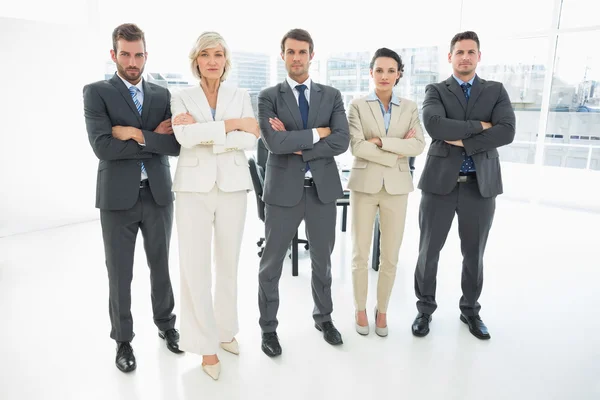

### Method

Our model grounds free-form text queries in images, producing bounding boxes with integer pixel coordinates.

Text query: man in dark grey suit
[257,29,350,357]
[83,24,182,373]
[412,31,515,340]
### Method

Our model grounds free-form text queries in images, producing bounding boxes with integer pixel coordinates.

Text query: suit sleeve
[258,89,315,155]
[348,101,398,167]
[140,89,181,156]
[422,84,486,141]
[462,84,516,155]
[84,84,150,161]
[379,103,426,157]
[213,90,258,154]
[171,90,227,149]
[301,89,350,162]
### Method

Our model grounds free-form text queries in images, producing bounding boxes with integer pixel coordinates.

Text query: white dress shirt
[285,76,320,177]
[117,73,147,181]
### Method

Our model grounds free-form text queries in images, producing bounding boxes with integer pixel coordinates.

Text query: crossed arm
[259,89,350,161]
[422,84,515,154]
[84,85,179,160]
[170,90,259,152]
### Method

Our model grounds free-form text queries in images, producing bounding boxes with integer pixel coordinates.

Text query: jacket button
[301,168,305,172]
[462,152,465,156]
[137,161,141,166]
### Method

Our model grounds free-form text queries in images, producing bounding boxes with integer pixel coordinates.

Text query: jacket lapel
[466,76,485,118]
[109,73,143,125]
[280,80,303,130]
[388,100,405,136]
[367,101,386,137]
[141,80,153,127]
[214,84,235,122]
[445,76,467,112]
[307,82,322,128]
[183,85,211,122]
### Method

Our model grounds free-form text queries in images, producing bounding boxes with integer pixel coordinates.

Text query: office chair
[249,149,308,277]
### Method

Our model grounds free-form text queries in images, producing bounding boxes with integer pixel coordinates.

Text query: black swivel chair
[249,140,308,277]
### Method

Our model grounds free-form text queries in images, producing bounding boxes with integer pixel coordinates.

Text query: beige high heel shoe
[202,361,221,380]
[355,311,370,336]
[374,307,388,337]
[220,338,240,355]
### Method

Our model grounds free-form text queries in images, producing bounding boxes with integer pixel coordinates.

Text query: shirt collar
[286,76,312,92]
[452,74,476,87]
[117,72,144,93]
[366,91,401,107]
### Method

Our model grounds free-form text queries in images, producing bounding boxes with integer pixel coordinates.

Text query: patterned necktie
[295,84,310,172]
[459,82,475,173]
[129,86,146,176]
[461,82,471,101]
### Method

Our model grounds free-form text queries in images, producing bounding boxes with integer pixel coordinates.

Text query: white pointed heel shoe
[202,361,221,380]
[220,338,240,355]
[355,311,370,335]
[374,307,388,337]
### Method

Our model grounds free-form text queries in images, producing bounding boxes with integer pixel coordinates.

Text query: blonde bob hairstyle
[189,31,232,82]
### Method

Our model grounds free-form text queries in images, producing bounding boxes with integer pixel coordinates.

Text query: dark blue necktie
[296,84,310,172]
[296,84,309,129]
[459,82,475,173]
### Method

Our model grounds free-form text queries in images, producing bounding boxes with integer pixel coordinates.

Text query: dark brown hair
[450,31,480,53]
[112,23,146,53]
[280,28,314,54]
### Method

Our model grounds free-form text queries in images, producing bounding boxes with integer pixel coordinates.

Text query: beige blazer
[171,84,257,193]
[347,96,425,194]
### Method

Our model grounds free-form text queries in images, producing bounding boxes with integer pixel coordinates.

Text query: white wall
[0,16,103,237]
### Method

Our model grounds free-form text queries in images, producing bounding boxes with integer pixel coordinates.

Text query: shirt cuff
[138,132,146,146]
[312,129,320,144]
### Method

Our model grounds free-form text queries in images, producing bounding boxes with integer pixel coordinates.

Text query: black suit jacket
[83,73,180,210]
[418,75,516,198]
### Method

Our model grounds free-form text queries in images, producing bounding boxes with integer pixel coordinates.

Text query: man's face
[448,39,480,78]
[282,38,313,82]
[111,39,147,84]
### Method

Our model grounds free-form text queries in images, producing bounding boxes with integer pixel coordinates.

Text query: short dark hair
[112,23,146,53]
[450,31,480,53]
[280,28,314,54]
[369,48,404,85]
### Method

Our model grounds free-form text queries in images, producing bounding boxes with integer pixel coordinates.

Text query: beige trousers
[351,188,408,313]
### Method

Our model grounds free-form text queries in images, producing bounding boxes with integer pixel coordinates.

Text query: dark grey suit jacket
[83,73,181,210]
[258,80,350,206]
[419,75,516,198]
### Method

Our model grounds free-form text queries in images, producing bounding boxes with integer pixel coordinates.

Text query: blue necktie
[459,83,475,173]
[296,84,310,172]
[129,86,146,176]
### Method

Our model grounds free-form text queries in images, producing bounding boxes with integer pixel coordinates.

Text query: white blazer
[171,84,257,193]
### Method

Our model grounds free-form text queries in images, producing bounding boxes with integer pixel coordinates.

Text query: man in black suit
[83,23,182,372]
[412,31,515,340]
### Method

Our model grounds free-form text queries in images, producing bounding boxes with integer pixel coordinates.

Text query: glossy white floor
[1,189,599,400]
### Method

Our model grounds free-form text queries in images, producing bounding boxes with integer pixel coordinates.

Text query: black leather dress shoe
[116,342,136,373]
[261,332,282,357]
[411,312,432,337]
[315,321,343,345]
[460,314,491,340]
[159,329,184,354]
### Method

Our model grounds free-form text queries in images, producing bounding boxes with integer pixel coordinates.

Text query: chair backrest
[256,138,269,170]
[248,156,266,222]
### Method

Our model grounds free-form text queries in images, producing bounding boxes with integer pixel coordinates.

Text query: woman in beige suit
[171,31,259,380]
[348,48,425,337]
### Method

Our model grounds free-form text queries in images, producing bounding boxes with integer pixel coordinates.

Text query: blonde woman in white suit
[348,48,425,337]
[171,31,258,380]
